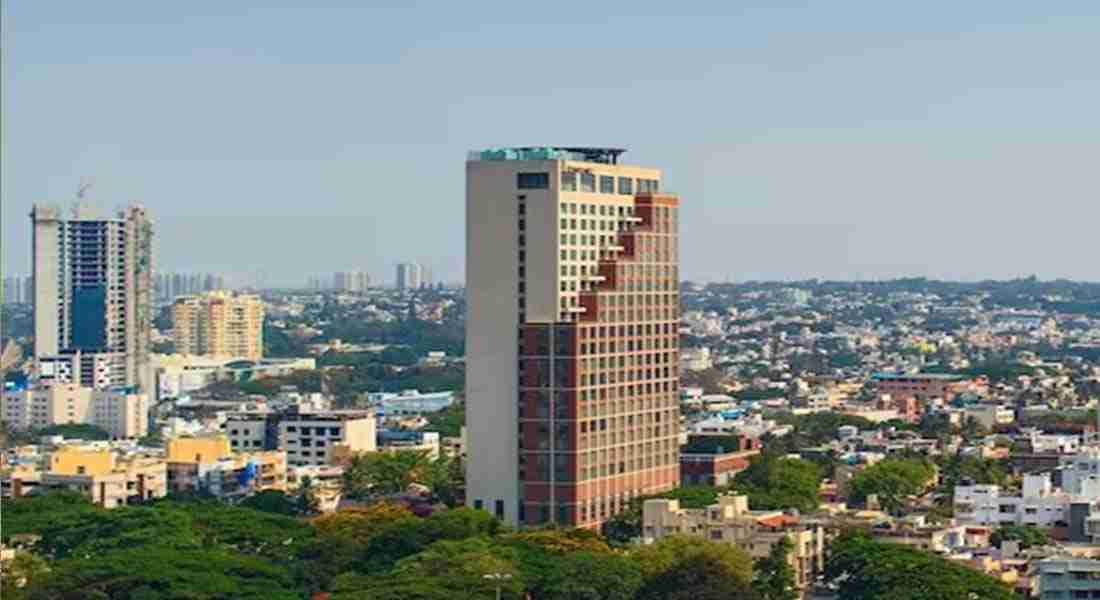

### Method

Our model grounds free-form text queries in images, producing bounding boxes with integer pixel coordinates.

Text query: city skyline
[4,3,1100,285]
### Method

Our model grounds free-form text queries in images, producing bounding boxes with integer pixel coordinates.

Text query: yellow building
[40,445,167,508]
[172,291,264,360]
[165,434,287,498]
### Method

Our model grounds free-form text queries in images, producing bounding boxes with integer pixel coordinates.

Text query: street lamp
[483,572,512,600]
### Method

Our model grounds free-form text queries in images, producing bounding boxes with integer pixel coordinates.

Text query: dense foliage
[732,453,822,512]
[825,533,1016,600]
[847,457,936,513]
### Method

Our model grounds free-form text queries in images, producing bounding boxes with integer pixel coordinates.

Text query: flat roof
[472,146,627,164]
[871,372,964,381]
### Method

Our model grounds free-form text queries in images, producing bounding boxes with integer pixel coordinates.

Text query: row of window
[516,171,661,195]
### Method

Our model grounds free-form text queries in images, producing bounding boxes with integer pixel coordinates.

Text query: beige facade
[91,390,149,439]
[643,496,827,591]
[279,412,376,466]
[466,148,680,528]
[1,384,148,439]
[2,384,91,429]
[172,291,264,360]
[40,445,167,508]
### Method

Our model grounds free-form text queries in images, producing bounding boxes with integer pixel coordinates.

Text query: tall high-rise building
[396,262,422,290]
[333,270,370,293]
[31,203,154,390]
[3,276,26,305]
[465,147,680,528]
[172,290,264,360]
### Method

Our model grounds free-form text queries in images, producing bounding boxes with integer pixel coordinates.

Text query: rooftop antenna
[77,177,94,200]
[72,177,97,218]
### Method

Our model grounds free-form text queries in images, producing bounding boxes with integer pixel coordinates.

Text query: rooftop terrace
[469,146,627,164]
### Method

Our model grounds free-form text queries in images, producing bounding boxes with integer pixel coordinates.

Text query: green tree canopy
[825,533,1016,600]
[848,457,936,513]
[752,536,798,600]
[733,453,821,512]
[632,535,754,600]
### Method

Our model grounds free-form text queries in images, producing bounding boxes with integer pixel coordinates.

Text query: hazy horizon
[4,2,1099,287]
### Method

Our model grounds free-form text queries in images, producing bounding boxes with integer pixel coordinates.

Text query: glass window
[618,177,633,195]
[599,175,614,194]
[580,172,596,193]
[561,171,577,191]
[517,172,549,189]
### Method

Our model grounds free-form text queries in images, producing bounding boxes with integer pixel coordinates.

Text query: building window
[474,499,484,510]
[517,172,549,189]
[599,175,614,194]
[580,172,596,193]
[495,499,505,519]
[561,171,577,191]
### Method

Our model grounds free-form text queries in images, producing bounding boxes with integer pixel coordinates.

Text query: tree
[732,453,821,512]
[312,502,418,542]
[424,401,465,438]
[499,529,641,600]
[991,524,1047,549]
[240,490,298,516]
[601,506,642,547]
[36,423,111,441]
[331,538,524,600]
[848,457,936,513]
[0,552,49,600]
[632,535,753,600]
[825,533,1015,600]
[295,475,321,516]
[342,450,436,499]
[752,536,797,600]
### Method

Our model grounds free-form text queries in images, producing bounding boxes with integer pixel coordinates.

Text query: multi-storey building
[222,409,376,467]
[1037,558,1100,600]
[643,495,827,592]
[40,445,167,508]
[955,472,1100,528]
[1,383,148,439]
[164,435,287,499]
[333,271,371,294]
[171,290,264,360]
[31,203,153,390]
[465,147,680,527]
[396,262,422,290]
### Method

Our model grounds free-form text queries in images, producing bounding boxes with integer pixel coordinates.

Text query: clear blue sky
[4,1,1099,286]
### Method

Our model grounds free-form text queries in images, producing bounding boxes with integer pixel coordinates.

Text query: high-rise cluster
[465,147,680,527]
[333,270,371,293]
[31,203,154,391]
[172,290,265,360]
[396,261,432,290]
[155,272,228,301]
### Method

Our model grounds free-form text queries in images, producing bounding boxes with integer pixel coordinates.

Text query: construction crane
[77,177,95,199]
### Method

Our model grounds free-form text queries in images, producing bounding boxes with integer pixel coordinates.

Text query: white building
[680,347,713,371]
[1060,447,1100,496]
[955,472,1100,528]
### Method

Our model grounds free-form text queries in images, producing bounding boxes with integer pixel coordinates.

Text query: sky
[3,1,1099,286]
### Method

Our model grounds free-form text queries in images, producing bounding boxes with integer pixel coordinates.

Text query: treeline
[1,491,1017,600]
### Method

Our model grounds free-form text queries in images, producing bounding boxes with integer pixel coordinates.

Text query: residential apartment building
[222,410,376,467]
[1037,558,1100,600]
[40,445,167,508]
[31,203,153,390]
[466,147,680,527]
[643,495,827,592]
[164,435,287,499]
[172,290,264,360]
[871,372,967,404]
[333,271,370,294]
[1,384,149,439]
[396,262,422,290]
[955,472,1100,528]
